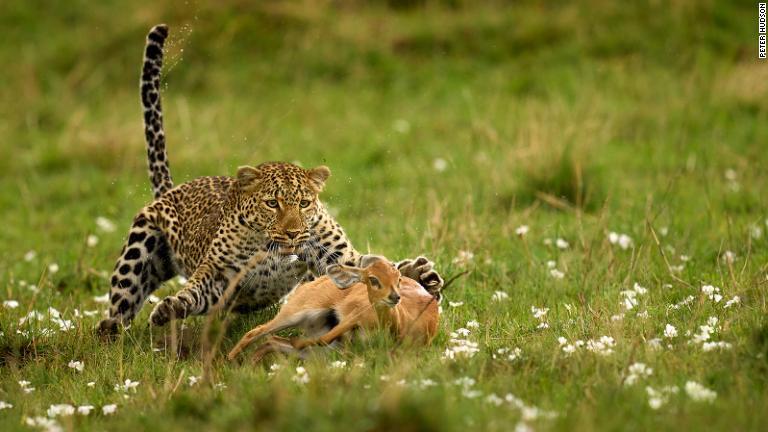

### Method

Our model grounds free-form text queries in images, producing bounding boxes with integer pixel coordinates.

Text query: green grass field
[1,1,767,430]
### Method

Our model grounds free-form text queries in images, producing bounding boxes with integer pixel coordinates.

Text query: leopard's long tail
[140,24,173,199]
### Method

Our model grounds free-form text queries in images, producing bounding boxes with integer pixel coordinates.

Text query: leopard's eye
[265,199,279,208]
[299,199,311,208]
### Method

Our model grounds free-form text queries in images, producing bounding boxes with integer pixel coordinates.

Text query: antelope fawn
[227,255,439,361]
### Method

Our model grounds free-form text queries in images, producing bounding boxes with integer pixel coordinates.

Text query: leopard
[97,24,443,334]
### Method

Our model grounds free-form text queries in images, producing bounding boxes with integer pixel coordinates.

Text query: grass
[1,0,767,430]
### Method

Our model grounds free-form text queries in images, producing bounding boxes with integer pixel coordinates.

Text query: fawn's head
[327,255,402,307]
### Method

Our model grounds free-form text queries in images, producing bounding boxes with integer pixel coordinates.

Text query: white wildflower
[701,285,722,303]
[19,380,35,393]
[102,404,117,415]
[624,363,653,386]
[620,290,639,310]
[685,381,717,402]
[668,295,695,310]
[608,232,633,249]
[93,294,110,304]
[702,341,733,352]
[432,157,447,172]
[724,296,740,309]
[721,251,736,265]
[507,347,523,361]
[691,325,715,344]
[485,393,504,406]
[331,361,347,369]
[292,366,310,385]
[96,217,116,232]
[448,301,464,308]
[452,250,474,266]
[86,235,99,247]
[188,376,200,386]
[557,336,568,346]
[531,306,549,320]
[550,269,565,279]
[466,320,480,329]
[494,347,522,361]
[47,404,75,418]
[443,339,480,360]
[48,263,60,274]
[24,250,37,262]
[3,300,19,309]
[646,386,678,409]
[0,401,12,410]
[114,379,140,393]
[393,119,411,134]
[268,363,282,377]
[454,328,471,337]
[492,291,509,301]
[77,405,94,416]
[515,225,530,236]
[87,382,96,388]
[647,338,662,350]
[664,324,678,338]
[633,283,647,295]
[417,379,437,389]
[67,360,84,372]
[24,416,62,432]
[611,313,624,321]
[555,238,569,249]
[515,422,534,432]
[586,336,615,356]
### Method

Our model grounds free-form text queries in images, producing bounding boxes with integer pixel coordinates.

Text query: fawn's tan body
[227,256,439,361]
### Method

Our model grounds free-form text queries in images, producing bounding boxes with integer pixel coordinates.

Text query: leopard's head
[236,162,330,253]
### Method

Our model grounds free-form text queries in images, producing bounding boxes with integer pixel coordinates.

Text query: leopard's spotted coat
[97,25,443,333]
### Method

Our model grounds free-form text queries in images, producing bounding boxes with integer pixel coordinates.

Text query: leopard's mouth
[267,239,302,255]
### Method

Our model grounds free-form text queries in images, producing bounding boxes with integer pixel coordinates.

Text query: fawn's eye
[299,200,311,208]
[369,277,381,288]
[265,199,279,208]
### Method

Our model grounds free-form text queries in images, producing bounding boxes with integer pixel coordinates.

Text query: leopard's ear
[306,166,331,193]
[237,165,262,190]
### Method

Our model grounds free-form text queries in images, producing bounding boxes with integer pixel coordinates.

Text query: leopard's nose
[285,229,301,240]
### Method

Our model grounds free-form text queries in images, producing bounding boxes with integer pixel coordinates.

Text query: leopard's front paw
[397,256,444,294]
[97,317,122,336]
[149,297,188,327]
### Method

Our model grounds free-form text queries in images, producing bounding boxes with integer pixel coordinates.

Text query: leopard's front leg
[149,263,224,326]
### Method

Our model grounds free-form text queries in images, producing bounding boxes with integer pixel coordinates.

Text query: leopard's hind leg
[98,210,175,334]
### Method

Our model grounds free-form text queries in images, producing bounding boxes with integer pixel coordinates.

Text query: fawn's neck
[373,303,401,333]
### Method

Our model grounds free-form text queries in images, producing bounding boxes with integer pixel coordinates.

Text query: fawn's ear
[327,264,362,289]
[360,254,387,269]
[237,165,263,190]
[306,166,331,193]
